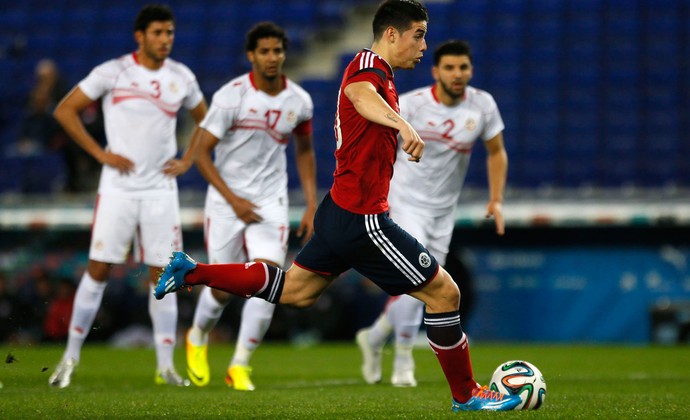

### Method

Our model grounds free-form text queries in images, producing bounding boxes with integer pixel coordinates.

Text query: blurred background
[0,0,688,347]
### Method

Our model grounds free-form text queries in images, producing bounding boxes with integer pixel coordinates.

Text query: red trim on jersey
[293,119,312,136]
[132,51,139,64]
[431,84,440,103]
[292,260,335,276]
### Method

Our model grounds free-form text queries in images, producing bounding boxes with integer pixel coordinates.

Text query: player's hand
[101,152,134,175]
[162,158,192,177]
[296,206,316,245]
[230,197,262,224]
[486,200,505,235]
[399,121,424,162]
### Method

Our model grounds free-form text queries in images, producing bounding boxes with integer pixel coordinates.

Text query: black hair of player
[372,0,428,41]
[434,40,473,66]
[134,4,175,32]
[246,22,289,52]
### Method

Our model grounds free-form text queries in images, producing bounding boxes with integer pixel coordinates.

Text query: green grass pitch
[1,342,688,418]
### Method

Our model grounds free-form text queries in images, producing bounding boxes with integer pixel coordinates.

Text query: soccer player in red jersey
[154,0,519,412]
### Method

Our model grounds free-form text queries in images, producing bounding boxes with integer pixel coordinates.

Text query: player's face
[136,21,175,64]
[433,55,473,100]
[247,37,286,81]
[393,21,427,69]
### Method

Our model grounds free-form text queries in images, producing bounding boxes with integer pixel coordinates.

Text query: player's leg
[226,199,288,390]
[389,211,454,387]
[140,195,188,386]
[357,208,430,386]
[50,194,137,388]
[155,209,339,307]
[187,210,246,386]
[388,294,424,387]
[353,211,518,410]
[226,297,274,391]
[410,268,520,411]
[155,252,333,302]
[186,287,223,386]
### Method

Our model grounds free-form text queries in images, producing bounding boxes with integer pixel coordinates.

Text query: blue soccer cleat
[154,251,197,299]
[452,386,522,412]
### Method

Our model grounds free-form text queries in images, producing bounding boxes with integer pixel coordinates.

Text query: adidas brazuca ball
[489,360,546,410]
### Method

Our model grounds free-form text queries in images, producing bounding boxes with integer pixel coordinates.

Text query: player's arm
[483,132,507,235]
[163,99,208,176]
[53,86,134,174]
[192,128,262,224]
[293,131,318,244]
[344,81,424,162]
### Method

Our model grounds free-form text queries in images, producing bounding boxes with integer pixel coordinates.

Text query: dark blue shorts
[294,193,439,295]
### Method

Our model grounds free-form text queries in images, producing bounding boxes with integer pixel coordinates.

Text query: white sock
[149,286,177,371]
[230,298,275,367]
[64,272,107,362]
[189,287,228,346]
[389,294,424,348]
[367,312,393,349]
[394,344,415,371]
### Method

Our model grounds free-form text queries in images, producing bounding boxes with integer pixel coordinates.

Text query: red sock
[185,262,270,298]
[428,334,478,403]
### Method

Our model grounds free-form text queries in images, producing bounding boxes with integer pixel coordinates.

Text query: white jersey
[79,52,204,196]
[200,73,313,205]
[389,85,504,216]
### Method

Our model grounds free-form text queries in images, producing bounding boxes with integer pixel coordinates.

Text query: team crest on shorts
[419,252,431,268]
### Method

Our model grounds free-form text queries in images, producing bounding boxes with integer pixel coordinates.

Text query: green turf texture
[1,342,688,418]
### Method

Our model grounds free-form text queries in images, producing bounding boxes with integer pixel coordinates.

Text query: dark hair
[372,0,428,40]
[245,21,289,52]
[134,4,175,32]
[434,40,473,66]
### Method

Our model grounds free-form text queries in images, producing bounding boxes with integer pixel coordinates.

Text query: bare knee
[411,268,460,313]
[87,260,112,282]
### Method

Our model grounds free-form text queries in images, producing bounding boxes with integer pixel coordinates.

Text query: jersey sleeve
[183,75,204,110]
[200,86,239,140]
[481,94,505,141]
[78,61,117,100]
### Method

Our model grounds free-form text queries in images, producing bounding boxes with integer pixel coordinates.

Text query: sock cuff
[254,264,285,304]
[423,310,461,327]
[82,271,107,292]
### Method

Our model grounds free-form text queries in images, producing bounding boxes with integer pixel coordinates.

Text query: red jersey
[330,49,399,215]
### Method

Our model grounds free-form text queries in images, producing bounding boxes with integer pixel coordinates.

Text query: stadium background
[0,0,688,346]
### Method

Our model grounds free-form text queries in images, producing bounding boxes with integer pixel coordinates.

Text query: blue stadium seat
[177,165,207,191]
[21,154,66,193]
[0,8,28,34]
[0,157,22,193]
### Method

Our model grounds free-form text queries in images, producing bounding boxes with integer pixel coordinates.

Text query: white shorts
[89,193,182,267]
[389,207,455,267]
[204,194,289,267]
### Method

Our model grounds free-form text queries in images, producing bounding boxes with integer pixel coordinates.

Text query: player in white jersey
[185,22,317,391]
[356,40,508,387]
[48,5,207,388]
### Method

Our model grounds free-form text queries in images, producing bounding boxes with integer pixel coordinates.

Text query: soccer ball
[489,360,546,410]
